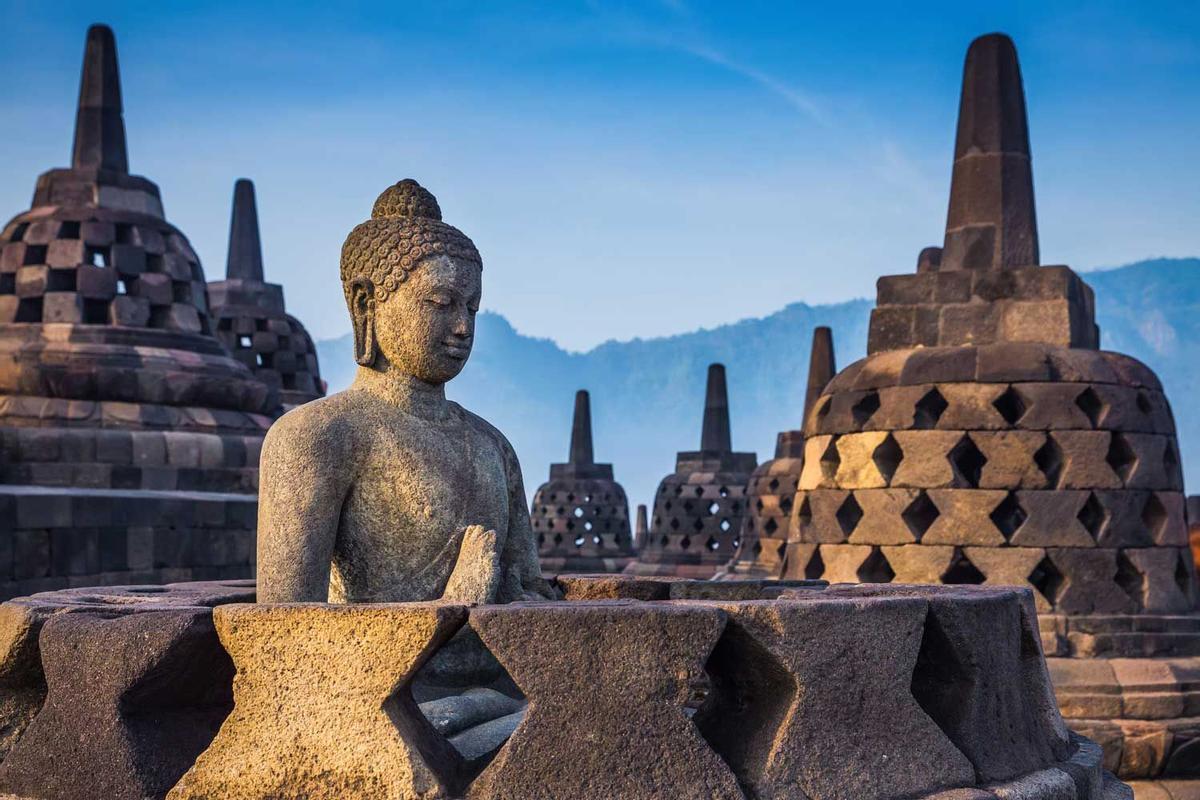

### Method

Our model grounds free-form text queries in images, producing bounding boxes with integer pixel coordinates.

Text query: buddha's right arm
[254,410,352,603]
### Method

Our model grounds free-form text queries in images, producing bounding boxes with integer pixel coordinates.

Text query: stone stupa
[0,25,273,598]
[208,179,325,412]
[530,390,635,574]
[783,33,1199,792]
[722,327,835,578]
[626,364,757,578]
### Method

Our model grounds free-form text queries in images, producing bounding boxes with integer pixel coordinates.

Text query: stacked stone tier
[785,343,1193,617]
[721,442,803,578]
[531,468,634,574]
[0,579,1131,799]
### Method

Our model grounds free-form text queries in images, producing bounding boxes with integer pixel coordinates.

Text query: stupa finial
[568,390,594,465]
[700,363,732,452]
[226,179,265,281]
[71,24,128,173]
[804,327,836,422]
[941,32,1038,271]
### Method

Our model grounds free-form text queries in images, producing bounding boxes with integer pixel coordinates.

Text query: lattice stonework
[531,478,633,572]
[212,309,323,407]
[0,213,210,333]
[785,344,1193,615]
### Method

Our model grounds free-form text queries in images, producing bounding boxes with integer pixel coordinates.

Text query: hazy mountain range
[316,258,1200,509]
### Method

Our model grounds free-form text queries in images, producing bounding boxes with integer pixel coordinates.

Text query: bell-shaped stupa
[208,179,325,412]
[786,33,1197,790]
[626,364,757,578]
[530,390,634,574]
[0,25,273,597]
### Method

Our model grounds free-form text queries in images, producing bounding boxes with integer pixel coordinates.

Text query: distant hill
[317,258,1200,508]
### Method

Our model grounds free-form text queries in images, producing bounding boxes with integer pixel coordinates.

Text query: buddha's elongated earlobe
[350,280,378,366]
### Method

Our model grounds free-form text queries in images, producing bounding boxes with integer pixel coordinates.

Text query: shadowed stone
[804,326,837,423]
[696,597,975,799]
[701,363,732,453]
[225,179,264,281]
[72,24,128,173]
[168,603,468,800]
[941,33,1038,272]
[568,389,593,465]
[467,601,745,800]
[0,610,233,800]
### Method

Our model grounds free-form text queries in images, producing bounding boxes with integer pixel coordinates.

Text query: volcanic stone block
[0,609,234,800]
[846,488,924,545]
[818,544,874,582]
[834,431,893,488]
[974,431,1050,489]
[794,489,852,544]
[937,383,1011,430]
[797,435,838,490]
[891,431,964,487]
[1122,549,1192,613]
[872,384,927,430]
[76,263,117,298]
[42,291,84,323]
[963,547,1049,609]
[169,603,467,800]
[1012,384,1095,430]
[1009,490,1095,548]
[882,544,957,582]
[110,243,146,274]
[467,602,745,800]
[1048,549,1136,616]
[695,597,975,799]
[922,489,1008,546]
[1053,432,1123,490]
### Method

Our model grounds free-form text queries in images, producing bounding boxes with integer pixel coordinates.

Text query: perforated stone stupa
[723,327,835,578]
[530,390,634,574]
[208,179,325,412]
[782,33,1199,792]
[627,364,757,578]
[0,26,273,598]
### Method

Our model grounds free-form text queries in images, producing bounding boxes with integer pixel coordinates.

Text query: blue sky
[0,1,1197,350]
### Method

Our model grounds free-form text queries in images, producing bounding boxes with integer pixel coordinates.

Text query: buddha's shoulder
[264,390,374,450]
[451,403,518,457]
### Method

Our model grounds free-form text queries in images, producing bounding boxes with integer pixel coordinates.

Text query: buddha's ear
[349,279,378,367]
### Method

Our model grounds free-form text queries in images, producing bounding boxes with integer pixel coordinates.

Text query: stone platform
[0,578,1129,799]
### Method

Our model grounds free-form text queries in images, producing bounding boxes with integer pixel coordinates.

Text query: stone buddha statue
[256,179,555,606]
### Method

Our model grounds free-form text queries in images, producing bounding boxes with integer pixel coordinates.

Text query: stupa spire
[568,390,594,465]
[803,327,836,422]
[71,24,128,173]
[940,32,1038,271]
[700,363,732,452]
[226,179,265,281]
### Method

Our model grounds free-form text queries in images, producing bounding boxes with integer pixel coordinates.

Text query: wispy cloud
[678,42,831,127]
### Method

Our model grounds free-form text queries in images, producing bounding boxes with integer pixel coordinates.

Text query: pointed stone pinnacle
[636,504,648,538]
[226,179,265,281]
[700,364,732,453]
[568,390,594,465]
[804,327,836,422]
[941,33,1038,272]
[71,24,128,173]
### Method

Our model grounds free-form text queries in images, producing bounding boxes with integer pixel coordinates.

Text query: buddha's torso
[330,391,510,602]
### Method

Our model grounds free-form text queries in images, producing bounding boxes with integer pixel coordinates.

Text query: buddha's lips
[442,342,471,359]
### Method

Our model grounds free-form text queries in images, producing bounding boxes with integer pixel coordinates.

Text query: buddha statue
[256,179,555,607]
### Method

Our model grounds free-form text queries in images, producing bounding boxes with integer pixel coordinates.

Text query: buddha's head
[340,179,482,384]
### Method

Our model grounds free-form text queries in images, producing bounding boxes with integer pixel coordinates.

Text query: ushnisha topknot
[340,178,482,302]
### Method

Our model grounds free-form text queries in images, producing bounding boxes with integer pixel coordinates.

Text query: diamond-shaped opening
[1136,391,1153,415]
[573,507,584,518]
[719,519,732,532]
[1034,436,1064,489]
[411,619,525,790]
[767,478,780,492]
[1114,551,1144,607]
[719,486,730,498]
[553,532,563,545]
[852,391,881,427]
[680,535,692,550]
[913,387,948,430]
[1077,492,1108,541]
[692,518,704,533]
[1142,493,1168,541]
[693,613,797,779]
[669,518,680,531]
[835,493,864,536]
[804,547,825,580]
[941,550,985,584]
[694,486,705,498]
[872,434,904,484]
[779,495,793,516]
[1106,433,1138,484]
[1076,387,1106,428]
[706,536,720,551]
[820,437,841,482]
[948,435,987,489]
[992,386,1027,426]
[857,547,894,583]
[796,496,813,528]
[990,492,1027,542]
[814,396,832,425]
[1028,556,1065,608]
[901,491,939,541]
[574,535,585,547]
[763,517,779,535]
[708,501,720,515]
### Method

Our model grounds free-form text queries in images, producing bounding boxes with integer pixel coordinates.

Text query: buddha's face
[369,254,481,385]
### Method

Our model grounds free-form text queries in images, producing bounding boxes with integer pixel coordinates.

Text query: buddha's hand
[441,525,502,604]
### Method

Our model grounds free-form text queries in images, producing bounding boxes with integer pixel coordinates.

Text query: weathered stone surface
[883,544,957,582]
[256,180,554,607]
[696,597,975,799]
[923,490,1008,546]
[168,602,467,800]
[467,601,745,800]
[0,609,233,800]
[418,688,524,738]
